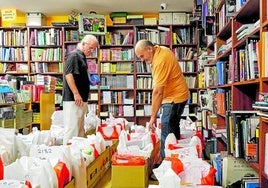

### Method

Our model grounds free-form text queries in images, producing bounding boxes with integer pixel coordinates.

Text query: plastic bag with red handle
[164,157,184,174]
[200,166,216,185]
[96,123,120,140]
[54,161,70,188]
[111,152,146,166]
[0,157,3,180]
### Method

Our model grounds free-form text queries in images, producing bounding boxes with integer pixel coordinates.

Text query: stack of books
[236,23,255,40]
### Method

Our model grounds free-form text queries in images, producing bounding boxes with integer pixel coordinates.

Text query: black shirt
[62,49,90,102]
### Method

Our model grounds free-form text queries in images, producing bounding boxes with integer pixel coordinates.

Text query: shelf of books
[0,27,29,75]
[201,0,267,186]
[98,25,135,123]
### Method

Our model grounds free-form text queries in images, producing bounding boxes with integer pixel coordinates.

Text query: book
[126,15,143,19]
[222,156,259,188]
[241,177,259,188]
[210,153,222,184]
[245,116,259,162]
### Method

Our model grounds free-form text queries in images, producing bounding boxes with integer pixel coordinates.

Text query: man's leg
[169,101,187,140]
[63,101,80,144]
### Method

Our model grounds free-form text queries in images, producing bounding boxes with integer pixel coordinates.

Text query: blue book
[245,182,259,188]
[216,61,225,85]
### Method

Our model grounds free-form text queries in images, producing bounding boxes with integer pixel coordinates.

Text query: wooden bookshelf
[201,0,268,186]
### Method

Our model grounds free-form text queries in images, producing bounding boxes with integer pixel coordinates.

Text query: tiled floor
[95,167,159,188]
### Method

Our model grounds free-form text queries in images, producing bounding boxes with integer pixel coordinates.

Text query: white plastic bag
[0,128,18,164]
[0,179,29,188]
[4,156,58,188]
[152,160,181,188]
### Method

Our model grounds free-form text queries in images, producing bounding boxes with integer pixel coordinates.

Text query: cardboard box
[111,162,148,188]
[64,178,75,188]
[113,17,127,24]
[158,12,173,25]
[99,147,110,176]
[172,12,187,25]
[26,12,46,26]
[86,156,101,188]
[109,139,119,159]
[128,18,144,25]
[144,17,157,25]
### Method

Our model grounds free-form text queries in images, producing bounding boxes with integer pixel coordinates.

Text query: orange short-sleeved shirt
[151,45,190,104]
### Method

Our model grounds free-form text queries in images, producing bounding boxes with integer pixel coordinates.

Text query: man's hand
[149,116,157,131]
[74,93,83,106]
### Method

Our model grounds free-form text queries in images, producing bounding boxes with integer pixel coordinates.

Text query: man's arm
[65,73,83,106]
[149,85,164,129]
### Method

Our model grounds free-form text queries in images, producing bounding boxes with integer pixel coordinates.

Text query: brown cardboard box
[111,161,148,188]
[86,155,101,188]
[99,147,111,176]
[64,178,75,188]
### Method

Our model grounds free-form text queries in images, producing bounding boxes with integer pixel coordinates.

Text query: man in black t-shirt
[62,34,99,144]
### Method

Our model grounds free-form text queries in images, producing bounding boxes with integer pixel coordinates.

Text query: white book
[102,91,111,104]
[236,23,255,34]
[123,105,134,117]
[157,26,170,32]
[222,156,259,187]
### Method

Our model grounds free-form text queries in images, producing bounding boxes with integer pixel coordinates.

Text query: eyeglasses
[84,42,97,50]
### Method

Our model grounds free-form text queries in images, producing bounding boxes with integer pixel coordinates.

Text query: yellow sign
[1,9,17,21]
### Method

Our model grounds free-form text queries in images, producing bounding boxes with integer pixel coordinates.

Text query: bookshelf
[0,27,28,75]
[202,0,268,186]
[98,25,135,123]
[0,21,200,127]
[96,20,200,125]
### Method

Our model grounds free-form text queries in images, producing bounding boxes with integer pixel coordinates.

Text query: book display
[96,21,200,125]
[201,0,268,186]
[98,25,135,122]
[0,27,28,74]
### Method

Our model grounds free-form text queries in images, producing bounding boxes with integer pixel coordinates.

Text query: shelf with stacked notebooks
[202,0,266,186]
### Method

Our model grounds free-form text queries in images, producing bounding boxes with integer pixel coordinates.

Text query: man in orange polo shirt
[135,39,190,162]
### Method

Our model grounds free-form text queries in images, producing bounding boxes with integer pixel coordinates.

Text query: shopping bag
[0,179,32,188]
[54,161,70,188]
[0,157,3,180]
[4,156,58,188]
[111,152,146,166]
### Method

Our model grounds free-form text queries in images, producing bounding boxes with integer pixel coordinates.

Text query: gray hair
[77,34,99,50]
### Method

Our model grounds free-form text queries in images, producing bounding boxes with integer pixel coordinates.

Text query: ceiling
[0,0,194,16]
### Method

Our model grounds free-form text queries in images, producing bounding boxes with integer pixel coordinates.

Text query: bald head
[135,39,154,52]
[135,40,155,64]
